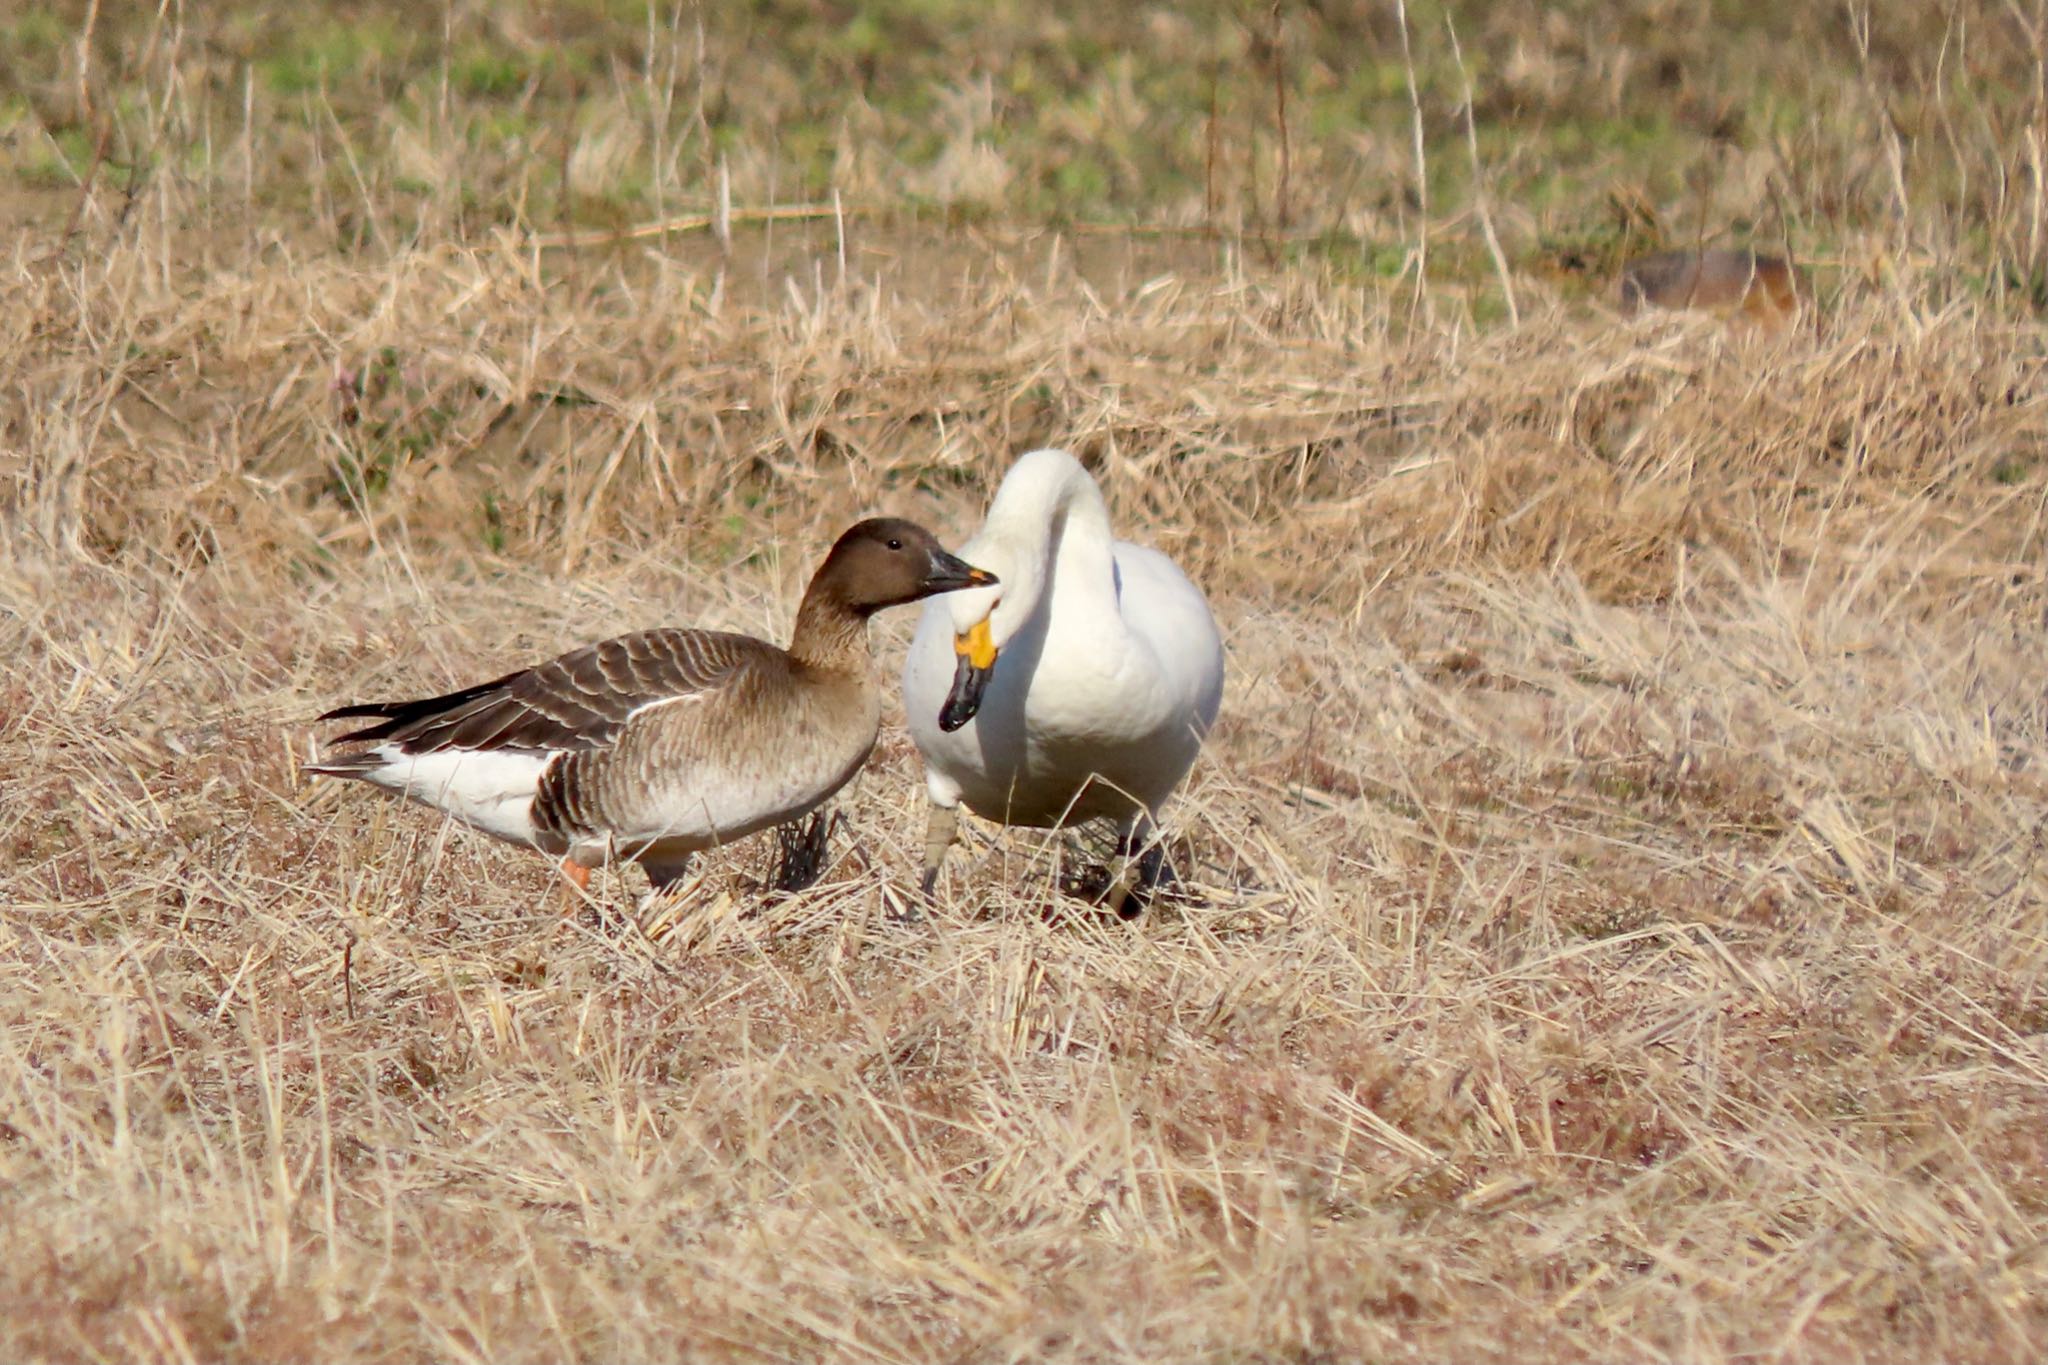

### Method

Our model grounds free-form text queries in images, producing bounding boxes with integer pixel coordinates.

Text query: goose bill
[923,551,999,594]
[939,618,997,732]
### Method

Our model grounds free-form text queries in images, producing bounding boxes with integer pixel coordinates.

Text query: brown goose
[307,518,996,893]
[1616,248,1809,332]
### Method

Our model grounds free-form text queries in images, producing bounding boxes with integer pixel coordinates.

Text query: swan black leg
[1103,818,1164,921]
[919,801,958,902]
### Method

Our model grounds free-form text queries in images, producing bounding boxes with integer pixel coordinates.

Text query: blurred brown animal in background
[1616,248,1809,332]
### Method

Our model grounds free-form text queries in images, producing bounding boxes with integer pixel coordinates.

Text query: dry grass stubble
[3,213,2048,1360]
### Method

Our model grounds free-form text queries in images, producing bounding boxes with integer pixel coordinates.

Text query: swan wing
[1111,541,1226,731]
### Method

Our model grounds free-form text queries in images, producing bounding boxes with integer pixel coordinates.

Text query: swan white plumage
[900,448,1225,915]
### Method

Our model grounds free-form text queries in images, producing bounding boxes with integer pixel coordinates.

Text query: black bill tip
[938,654,994,732]
[923,550,999,595]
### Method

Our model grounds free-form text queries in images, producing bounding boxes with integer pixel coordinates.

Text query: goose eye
[886,538,903,551]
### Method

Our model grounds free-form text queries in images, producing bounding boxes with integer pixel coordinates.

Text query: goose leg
[773,810,832,893]
[643,855,694,896]
[919,800,959,901]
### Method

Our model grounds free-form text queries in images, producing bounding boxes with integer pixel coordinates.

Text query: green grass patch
[260,18,414,97]
[450,45,531,101]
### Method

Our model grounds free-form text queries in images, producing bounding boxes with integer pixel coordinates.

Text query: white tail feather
[345,744,554,846]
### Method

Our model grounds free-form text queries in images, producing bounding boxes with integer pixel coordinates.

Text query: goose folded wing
[325,628,762,755]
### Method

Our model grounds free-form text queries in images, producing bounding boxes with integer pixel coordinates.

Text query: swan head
[933,522,1052,732]
[935,578,1007,733]
[933,450,1092,732]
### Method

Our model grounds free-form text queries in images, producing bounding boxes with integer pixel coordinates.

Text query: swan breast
[904,537,1222,825]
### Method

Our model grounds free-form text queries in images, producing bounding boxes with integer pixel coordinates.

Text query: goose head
[813,517,998,616]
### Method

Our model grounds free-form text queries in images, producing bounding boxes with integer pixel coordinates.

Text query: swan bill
[955,618,997,669]
[939,619,999,731]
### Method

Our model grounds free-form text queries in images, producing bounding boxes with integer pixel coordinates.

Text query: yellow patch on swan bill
[954,618,997,669]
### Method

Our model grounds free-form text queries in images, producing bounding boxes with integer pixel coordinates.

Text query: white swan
[900,448,1225,915]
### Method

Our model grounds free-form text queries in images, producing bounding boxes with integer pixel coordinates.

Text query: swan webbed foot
[886,898,929,927]
[1102,856,1149,921]
[1103,874,1144,921]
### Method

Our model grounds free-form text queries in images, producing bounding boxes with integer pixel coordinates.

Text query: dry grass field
[5,1,2048,1359]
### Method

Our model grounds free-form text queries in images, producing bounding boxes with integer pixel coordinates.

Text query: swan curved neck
[978,451,1117,634]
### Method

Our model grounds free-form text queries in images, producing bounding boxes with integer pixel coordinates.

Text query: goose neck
[787,593,871,673]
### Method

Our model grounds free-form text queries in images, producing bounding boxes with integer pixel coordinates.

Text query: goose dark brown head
[808,517,997,617]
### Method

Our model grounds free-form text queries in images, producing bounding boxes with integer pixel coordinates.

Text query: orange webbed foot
[555,858,593,916]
